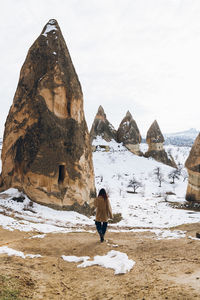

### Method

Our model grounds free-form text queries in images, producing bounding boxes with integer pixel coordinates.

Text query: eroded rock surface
[0,19,96,213]
[144,120,176,167]
[117,111,142,155]
[185,133,200,202]
[90,106,116,143]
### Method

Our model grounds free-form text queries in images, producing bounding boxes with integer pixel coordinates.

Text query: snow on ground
[62,250,135,275]
[0,138,199,237]
[188,236,200,241]
[0,246,42,259]
[93,138,199,228]
[29,234,46,239]
[110,228,186,240]
[61,255,90,263]
[0,188,94,233]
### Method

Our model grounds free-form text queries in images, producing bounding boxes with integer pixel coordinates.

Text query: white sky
[0,0,200,137]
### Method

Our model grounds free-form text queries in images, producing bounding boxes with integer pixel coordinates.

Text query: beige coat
[94,196,113,222]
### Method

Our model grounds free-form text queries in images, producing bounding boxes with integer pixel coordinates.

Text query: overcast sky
[0,0,200,137]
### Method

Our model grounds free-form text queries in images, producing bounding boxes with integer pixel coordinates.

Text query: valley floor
[0,223,200,300]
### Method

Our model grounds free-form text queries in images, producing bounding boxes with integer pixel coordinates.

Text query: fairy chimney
[90,105,116,143]
[144,120,176,167]
[117,111,142,155]
[0,19,96,213]
[185,133,200,202]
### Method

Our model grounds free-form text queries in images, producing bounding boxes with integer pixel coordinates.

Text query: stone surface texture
[90,106,116,143]
[117,111,142,155]
[0,19,96,213]
[145,120,176,168]
[185,133,200,202]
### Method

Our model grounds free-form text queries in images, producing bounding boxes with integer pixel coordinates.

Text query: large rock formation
[117,111,142,155]
[90,105,116,143]
[0,19,96,213]
[185,133,200,202]
[144,120,176,167]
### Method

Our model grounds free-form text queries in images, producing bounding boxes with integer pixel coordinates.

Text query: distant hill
[164,128,199,147]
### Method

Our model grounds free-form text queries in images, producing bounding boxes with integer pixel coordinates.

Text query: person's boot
[100,233,104,242]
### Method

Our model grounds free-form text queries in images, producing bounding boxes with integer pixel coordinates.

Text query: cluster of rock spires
[90,106,176,167]
[0,19,199,211]
[185,133,200,202]
[0,19,96,213]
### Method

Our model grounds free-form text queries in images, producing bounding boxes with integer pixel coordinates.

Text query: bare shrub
[109,213,122,223]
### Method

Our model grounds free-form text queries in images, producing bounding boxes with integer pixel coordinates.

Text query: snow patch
[29,234,46,239]
[62,250,135,275]
[79,250,135,275]
[188,236,200,241]
[0,246,42,259]
[62,255,90,263]
[42,24,57,37]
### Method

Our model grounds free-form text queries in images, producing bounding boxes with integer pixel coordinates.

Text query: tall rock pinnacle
[144,120,176,167]
[0,19,96,213]
[117,111,142,155]
[90,105,117,143]
[146,120,164,145]
[185,133,200,202]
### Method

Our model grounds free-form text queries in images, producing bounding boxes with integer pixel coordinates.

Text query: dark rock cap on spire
[96,105,106,117]
[145,120,176,167]
[117,111,141,145]
[146,120,164,144]
[90,106,116,142]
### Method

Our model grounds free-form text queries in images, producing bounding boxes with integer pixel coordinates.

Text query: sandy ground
[0,223,200,300]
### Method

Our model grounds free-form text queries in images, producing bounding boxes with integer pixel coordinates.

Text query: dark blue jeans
[95,221,108,236]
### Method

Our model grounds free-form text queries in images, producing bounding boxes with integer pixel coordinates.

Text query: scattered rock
[196,233,200,239]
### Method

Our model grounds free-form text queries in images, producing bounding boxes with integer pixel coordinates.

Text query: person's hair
[98,188,107,200]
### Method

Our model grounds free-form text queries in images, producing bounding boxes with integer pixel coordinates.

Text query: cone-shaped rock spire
[117,111,142,155]
[90,105,116,142]
[185,133,200,202]
[145,120,176,167]
[146,120,164,145]
[0,19,96,213]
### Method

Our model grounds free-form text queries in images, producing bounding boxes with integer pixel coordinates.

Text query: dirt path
[0,223,200,299]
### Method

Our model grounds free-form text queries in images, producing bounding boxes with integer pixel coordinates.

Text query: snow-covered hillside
[93,138,199,228]
[0,138,199,236]
[164,128,199,146]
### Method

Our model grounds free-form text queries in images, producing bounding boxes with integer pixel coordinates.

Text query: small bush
[109,213,122,224]
[23,201,35,213]
[12,195,25,203]
[185,193,196,202]
[0,275,21,300]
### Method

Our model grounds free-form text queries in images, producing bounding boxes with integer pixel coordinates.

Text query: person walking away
[94,188,113,242]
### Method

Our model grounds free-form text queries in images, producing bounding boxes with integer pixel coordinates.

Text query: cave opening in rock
[67,101,71,117]
[58,165,65,184]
